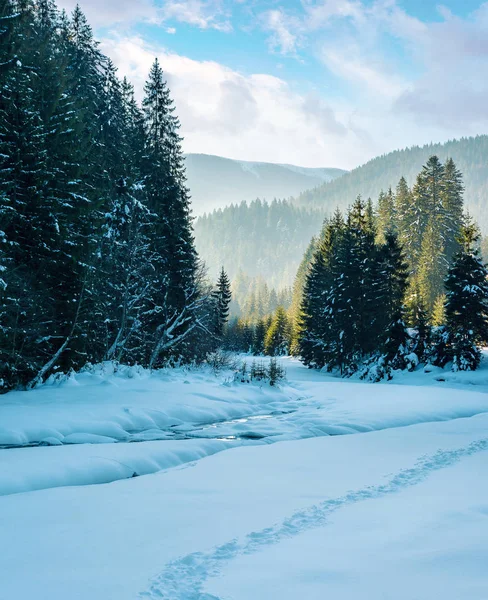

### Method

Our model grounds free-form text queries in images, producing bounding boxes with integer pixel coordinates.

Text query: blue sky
[58,0,488,169]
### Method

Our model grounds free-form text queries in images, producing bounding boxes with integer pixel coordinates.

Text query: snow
[1,355,488,599]
[0,362,292,448]
[0,438,235,496]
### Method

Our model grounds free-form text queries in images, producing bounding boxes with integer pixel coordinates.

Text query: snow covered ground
[1,356,487,599]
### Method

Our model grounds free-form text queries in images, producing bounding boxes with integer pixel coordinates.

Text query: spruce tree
[444,223,488,371]
[441,158,464,263]
[289,236,316,355]
[142,58,200,367]
[405,281,430,361]
[252,319,267,355]
[264,307,291,356]
[212,267,232,338]
[376,188,396,245]
[417,219,447,315]
[299,212,343,368]
[0,2,208,389]
[376,231,409,370]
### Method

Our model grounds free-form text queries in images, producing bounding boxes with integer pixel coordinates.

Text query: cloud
[100,35,364,168]
[258,0,488,136]
[56,0,158,26]
[261,9,301,55]
[57,0,232,31]
[161,0,232,31]
[322,44,406,100]
[392,4,488,130]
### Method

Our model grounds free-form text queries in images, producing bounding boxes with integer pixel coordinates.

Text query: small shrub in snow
[250,360,267,381]
[237,361,250,383]
[236,359,286,386]
[205,350,240,374]
[267,358,286,386]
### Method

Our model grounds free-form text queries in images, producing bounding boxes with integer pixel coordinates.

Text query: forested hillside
[185,154,345,215]
[298,136,488,232]
[195,199,323,289]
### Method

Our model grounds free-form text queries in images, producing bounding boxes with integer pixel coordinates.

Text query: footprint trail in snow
[139,438,488,600]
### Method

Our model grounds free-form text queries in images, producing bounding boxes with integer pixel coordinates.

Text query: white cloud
[56,0,158,27]
[161,0,232,31]
[322,45,407,100]
[261,9,301,55]
[100,36,365,168]
[57,0,232,31]
[259,0,488,137]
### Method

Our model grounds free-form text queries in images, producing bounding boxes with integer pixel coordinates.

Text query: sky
[57,0,488,169]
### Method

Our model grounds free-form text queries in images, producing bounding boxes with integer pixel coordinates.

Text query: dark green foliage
[289,236,317,354]
[405,284,430,361]
[0,1,206,390]
[299,205,409,376]
[267,358,285,386]
[212,267,232,338]
[299,211,344,369]
[443,223,488,371]
[247,358,285,386]
[252,319,267,355]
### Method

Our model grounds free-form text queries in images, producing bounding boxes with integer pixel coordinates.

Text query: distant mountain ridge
[296,135,488,232]
[195,136,488,299]
[185,153,346,215]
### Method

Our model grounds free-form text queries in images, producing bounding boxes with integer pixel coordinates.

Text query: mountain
[297,135,488,232]
[185,153,346,215]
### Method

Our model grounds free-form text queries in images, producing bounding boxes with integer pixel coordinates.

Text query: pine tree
[403,172,430,271]
[0,0,54,386]
[299,212,343,368]
[376,231,409,370]
[405,281,430,361]
[417,219,446,316]
[431,294,446,327]
[376,188,396,245]
[441,158,464,263]
[142,58,200,367]
[252,319,266,355]
[444,222,488,371]
[395,176,412,248]
[289,236,316,355]
[264,307,291,356]
[212,267,232,338]
[343,197,377,359]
